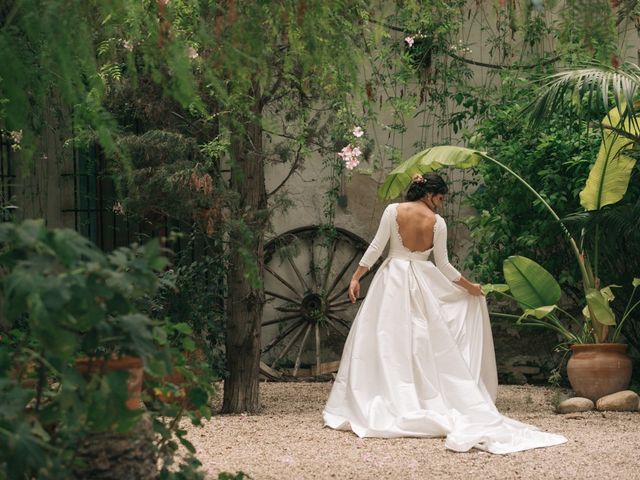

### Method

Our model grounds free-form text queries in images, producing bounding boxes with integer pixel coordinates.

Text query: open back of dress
[322,203,566,454]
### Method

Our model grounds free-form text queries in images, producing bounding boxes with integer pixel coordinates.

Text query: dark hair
[405,172,448,201]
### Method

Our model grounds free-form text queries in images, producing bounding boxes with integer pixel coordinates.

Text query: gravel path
[187,382,639,480]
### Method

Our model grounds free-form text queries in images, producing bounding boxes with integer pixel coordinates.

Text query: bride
[322,172,567,454]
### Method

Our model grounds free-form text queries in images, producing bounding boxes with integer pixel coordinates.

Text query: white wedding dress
[323,203,567,454]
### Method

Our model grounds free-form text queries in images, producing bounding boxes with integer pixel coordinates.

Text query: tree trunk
[223,92,267,413]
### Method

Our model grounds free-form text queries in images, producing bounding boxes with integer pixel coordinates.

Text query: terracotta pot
[566,343,632,402]
[75,356,144,410]
[147,370,188,405]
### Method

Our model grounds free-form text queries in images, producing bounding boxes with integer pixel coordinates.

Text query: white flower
[404,36,415,47]
[352,126,364,138]
[112,201,125,216]
[9,130,22,151]
[187,46,199,59]
[122,40,133,51]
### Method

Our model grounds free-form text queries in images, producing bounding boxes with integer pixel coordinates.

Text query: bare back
[395,202,436,252]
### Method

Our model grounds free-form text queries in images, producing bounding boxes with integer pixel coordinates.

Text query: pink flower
[352,126,364,138]
[122,40,133,51]
[404,36,415,47]
[338,144,362,170]
[338,144,353,160]
[345,158,360,170]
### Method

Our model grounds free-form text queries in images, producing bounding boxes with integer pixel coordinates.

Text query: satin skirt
[322,257,567,454]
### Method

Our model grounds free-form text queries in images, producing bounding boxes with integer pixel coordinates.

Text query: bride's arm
[433,216,483,296]
[348,205,392,303]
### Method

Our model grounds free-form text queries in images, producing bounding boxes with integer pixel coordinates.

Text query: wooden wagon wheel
[260,226,381,380]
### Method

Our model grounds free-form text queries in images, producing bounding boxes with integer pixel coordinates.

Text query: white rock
[557,397,594,414]
[596,390,640,412]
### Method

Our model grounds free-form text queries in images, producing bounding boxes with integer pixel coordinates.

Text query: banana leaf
[580,106,640,210]
[377,146,484,200]
[521,305,557,319]
[585,288,617,326]
[481,283,510,294]
[503,255,561,310]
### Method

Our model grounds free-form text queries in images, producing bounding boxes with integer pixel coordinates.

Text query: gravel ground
[187,382,640,480]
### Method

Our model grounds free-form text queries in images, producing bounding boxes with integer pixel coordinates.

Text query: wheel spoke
[285,251,309,292]
[265,289,300,304]
[326,249,359,298]
[321,238,338,292]
[293,323,313,377]
[328,265,374,302]
[328,298,356,308]
[324,317,349,338]
[327,313,351,331]
[328,284,349,303]
[315,323,321,373]
[274,306,301,313]
[262,314,301,327]
[270,323,307,369]
[265,265,302,299]
[327,306,352,313]
[262,320,304,354]
[308,234,318,289]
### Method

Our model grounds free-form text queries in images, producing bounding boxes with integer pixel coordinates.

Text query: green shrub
[464,77,601,299]
[0,219,213,479]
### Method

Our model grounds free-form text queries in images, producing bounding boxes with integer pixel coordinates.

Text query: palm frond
[528,62,640,129]
[563,200,640,243]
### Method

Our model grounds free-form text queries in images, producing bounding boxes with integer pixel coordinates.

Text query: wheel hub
[301,292,325,321]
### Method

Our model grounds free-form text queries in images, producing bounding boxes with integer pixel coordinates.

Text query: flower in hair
[411,173,425,183]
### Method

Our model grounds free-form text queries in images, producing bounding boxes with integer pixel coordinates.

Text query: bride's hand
[466,283,484,297]
[348,279,360,304]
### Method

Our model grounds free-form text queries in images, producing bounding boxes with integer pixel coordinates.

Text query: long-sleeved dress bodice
[322,203,567,454]
[358,203,461,282]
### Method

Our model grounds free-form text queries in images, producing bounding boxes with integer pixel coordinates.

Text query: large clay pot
[566,343,632,402]
[75,356,144,410]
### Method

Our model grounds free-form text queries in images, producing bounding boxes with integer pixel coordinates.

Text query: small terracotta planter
[148,370,188,405]
[75,356,144,410]
[567,343,633,402]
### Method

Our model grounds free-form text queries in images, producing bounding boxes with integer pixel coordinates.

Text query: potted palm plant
[378,101,639,400]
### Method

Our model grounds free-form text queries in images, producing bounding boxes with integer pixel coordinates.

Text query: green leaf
[522,305,556,319]
[187,386,208,408]
[585,288,617,326]
[579,106,639,210]
[178,436,196,454]
[503,256,561,310]
[173,323,193,335]
[378,145,484,199]
[481,283,509,294]
[600,285,618,302]
[182,337,196,352]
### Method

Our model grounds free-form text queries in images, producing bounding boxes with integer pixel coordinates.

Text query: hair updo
[405,172,448,201]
